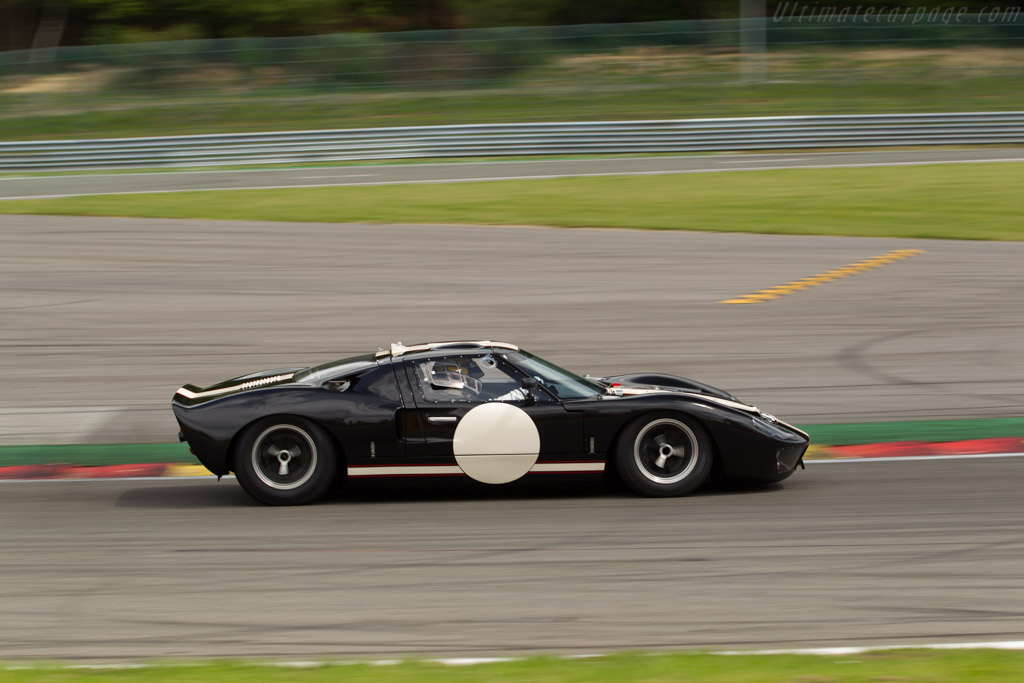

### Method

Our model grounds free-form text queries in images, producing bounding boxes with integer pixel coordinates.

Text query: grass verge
[0,443,192,468]
[3,650,1024,682]
[802,417,1024,446]
[1,162,1022,240]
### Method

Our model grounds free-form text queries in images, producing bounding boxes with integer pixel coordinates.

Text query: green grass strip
[801,417,1024,446]
[2,163,1022,240]
[0,442,193,468]
[3,650,1024,682]
[1,418,1021,468]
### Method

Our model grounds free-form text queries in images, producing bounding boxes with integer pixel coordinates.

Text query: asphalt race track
[1,215,1023,444]
[1,147,1023,199]
[2,151,1023,661]
[1,457,1022,659]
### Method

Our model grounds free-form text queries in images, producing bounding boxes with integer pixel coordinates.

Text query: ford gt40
[172,340,808,505]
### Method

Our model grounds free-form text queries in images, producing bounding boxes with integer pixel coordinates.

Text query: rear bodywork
[172,344,808,483]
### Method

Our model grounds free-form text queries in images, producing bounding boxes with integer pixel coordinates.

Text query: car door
[317,361,419,462]
[400,352,584,483]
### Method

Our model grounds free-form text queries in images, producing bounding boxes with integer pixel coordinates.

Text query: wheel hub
[252,425,318,490]
[276,449,292,475]
[654,443,674,468]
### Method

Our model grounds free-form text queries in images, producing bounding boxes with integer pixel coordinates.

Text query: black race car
[172,340,808,505]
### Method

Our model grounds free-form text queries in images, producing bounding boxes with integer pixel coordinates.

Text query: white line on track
[806,451,1024,463]
[721,157,810,163]
[6,641,1024,670]
[1,149,1020,182]
[294,174,377,179]
[716,640,1024,655]
[2,156,1024,201]
[0,154,721,181]
[434,657,520,665]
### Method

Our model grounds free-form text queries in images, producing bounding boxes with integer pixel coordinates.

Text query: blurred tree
[0,0,1016,51]
[2,0,43,51]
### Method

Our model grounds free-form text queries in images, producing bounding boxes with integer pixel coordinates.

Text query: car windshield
[506,350,605,399]
[294,353,377,383]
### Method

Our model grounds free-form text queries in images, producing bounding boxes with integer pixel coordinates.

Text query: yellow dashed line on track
[720,249,925,304]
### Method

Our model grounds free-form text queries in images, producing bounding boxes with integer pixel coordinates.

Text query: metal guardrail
[2,112,1023,171]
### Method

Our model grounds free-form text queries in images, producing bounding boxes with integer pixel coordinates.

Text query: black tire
[233,417,337,506]
[615,413,713,497]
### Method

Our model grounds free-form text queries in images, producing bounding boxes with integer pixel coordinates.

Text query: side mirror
[521,377,539,404]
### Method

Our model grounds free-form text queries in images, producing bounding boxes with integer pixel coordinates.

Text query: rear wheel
[233,417,337,505]
[616,414,713,497]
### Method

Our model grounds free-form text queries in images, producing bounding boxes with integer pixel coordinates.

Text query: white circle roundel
[453,402,541,484]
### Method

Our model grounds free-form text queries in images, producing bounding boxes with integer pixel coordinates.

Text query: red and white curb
[808,437,1023,460]
[0,462,210,480]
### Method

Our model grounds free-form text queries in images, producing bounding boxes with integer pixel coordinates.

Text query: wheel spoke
[251,424,318,491]
[634,418,700,485]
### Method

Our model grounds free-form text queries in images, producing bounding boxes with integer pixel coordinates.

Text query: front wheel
[615,414,713,497]
[233,417,337,505]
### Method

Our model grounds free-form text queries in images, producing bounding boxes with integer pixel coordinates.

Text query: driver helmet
[428,360,482,394]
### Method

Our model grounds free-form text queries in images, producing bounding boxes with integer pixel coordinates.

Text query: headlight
[751,416,793,439]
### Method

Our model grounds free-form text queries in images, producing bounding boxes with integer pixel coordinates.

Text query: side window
[412,354,527,404]
[335,368,399,401]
